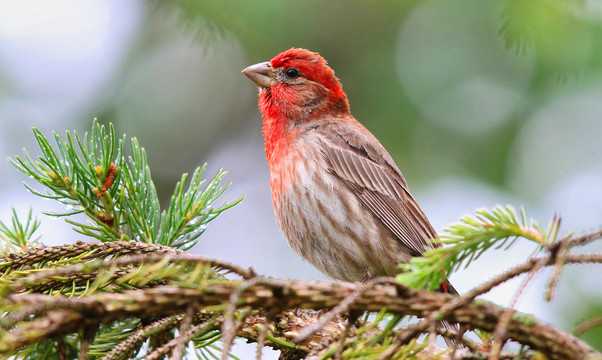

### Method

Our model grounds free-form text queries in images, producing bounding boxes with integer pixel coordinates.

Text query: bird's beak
[242,62,276,88]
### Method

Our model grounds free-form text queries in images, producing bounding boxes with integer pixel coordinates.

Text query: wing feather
[315,120,438,256]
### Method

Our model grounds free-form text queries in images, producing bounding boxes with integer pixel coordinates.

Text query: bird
[242,48,457,296]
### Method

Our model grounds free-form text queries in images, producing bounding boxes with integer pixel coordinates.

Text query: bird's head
[243,48,349,122]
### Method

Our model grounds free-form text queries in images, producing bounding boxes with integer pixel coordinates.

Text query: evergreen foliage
[0,122,600,359]
[9,120,240,249]
[397,205,561,291]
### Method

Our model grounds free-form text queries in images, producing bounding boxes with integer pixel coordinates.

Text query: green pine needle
[397,205,561,290]
[0,209,40,255]
[7,119,241,250]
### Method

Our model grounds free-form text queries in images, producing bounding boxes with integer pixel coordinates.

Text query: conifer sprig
[158,164,239,250]
[397,205,561,290]
[0,209,40,255]
[9,120,241,250]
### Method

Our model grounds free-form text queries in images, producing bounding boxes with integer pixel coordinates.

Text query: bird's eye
[285,68,299,78]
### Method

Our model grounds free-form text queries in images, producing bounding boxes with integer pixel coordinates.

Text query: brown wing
[314,120,439,257]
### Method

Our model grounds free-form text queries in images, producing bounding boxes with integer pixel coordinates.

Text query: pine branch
[398,205,560,290]
[9,120,241,249]
[88,319,142,359]
[1,276,598,359]
[1,232,601,359]
[3,121,601,359]
[1,227,601,359]
[0,209,40,255]
[0,240,185,269]
[1,250,255,301]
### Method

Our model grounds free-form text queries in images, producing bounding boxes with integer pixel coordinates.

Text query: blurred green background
[1,0,601,356]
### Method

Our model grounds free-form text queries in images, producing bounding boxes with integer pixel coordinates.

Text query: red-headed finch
[242,48,457,297]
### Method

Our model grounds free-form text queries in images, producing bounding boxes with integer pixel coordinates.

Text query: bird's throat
[262,116,299,202]
[262,116,298,165]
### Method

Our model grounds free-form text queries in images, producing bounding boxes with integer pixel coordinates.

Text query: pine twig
[99,315,184,360]
[255,312,273,360]
[575,316,602,335]
[489,256,547,360]
[0,240,185,270]
[5,250,256,295]
[142,318,219,360]
[221,277,265,360]
[563,229,602,248]
[169,306,195,360]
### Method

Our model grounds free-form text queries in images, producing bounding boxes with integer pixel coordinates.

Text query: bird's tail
[437,280,463,348]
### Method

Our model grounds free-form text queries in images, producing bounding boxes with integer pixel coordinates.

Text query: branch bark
[2,278,599,360]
